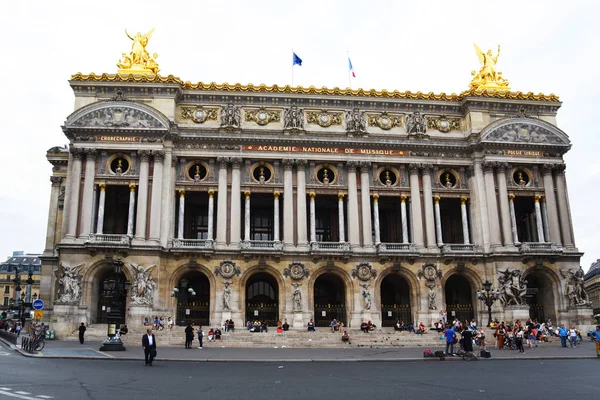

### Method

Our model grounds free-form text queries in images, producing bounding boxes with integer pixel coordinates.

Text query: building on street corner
[39,34,594,337]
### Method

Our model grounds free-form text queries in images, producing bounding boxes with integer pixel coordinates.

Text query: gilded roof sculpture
[469,44,510,92]
[117,28,159,75]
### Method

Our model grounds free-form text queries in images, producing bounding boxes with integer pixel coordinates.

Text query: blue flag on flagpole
[293,52,303,66]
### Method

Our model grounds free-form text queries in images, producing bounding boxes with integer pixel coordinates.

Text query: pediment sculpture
[69,104,166,129]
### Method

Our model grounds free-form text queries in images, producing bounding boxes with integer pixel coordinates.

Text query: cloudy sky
[0,0,598,269]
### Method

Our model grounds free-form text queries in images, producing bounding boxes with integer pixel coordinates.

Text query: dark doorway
[102,185,132,234]
[524,272,555,323]
[380,275,412,327]
[445,274,474,322]
[97,271,128,325]
[176,271,210,326]
[514,196,539,242]
[245,273,279,326]
[378,197,402,243]
[314,274,346,327]
[440,198,465,244]
[314,195,344,242]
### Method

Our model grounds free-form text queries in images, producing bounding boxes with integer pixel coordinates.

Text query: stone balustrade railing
[310,241,350,252]
[172,238,214,249]
[241,240,283,250]
[86,234,131,246]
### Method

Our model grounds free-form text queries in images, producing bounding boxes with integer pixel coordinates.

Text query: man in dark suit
[142,328,156,366]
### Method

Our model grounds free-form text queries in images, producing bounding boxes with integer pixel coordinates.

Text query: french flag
[348,57,356,78]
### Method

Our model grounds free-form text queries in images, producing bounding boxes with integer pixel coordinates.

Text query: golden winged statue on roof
[117,28,159,75]
[469,44,510,91]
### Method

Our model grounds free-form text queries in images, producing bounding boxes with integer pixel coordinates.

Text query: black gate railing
[246,303,278,326]
[314,304,346,327]
[177,301,209,326]
[0,330,17,345]
[529,305,545,323]
[447,304,474,323]
[381,304,412,327]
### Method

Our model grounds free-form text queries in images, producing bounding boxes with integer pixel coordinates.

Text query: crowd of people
[143,316,174,331]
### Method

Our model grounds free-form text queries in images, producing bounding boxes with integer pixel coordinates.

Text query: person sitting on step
[361,322,369,333]
[330,319,340,332]
[416,322,427,334]
[307,319,316,332]
[214,328,222,340]
[395,320,405,331]
[342,330,351,345]
[282,318,290,331]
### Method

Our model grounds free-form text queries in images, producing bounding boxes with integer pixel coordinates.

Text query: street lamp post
[477,280,499,327]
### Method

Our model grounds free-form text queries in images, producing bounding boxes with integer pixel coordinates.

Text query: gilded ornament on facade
[244,108,281,126]
[306,110,342,128]
[214,260,241,279]
[469,44,510,92]
[181,106,218,123]
[426,115,461,133]
[283,262,309,280]
[117,29,159,75]
[351,262,377,281]
[368,112,403,130]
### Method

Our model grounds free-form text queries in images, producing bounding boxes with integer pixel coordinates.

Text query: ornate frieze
[180,106,218,123]
[484,122,565,144]
[367,112,403,130]
[283,262,309,280]
[214,260,241,279]
[406,111,427,135]
[306,110,342,128]
[417,263,443,289]
[220,104,241,128]
[426,115,461,133]
[283,105,304,130]
[244,107,281,126]
[70,105,164,129]
[345,108,367,136]
[351,262,377,281]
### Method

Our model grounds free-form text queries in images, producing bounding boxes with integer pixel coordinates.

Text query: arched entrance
[380,275,412,327]
[245,272,279,326]
[176,271,210,326]
[445,274,474,322]
[97,270,128,325]
[524,271,556,323]
[314,273,346,327]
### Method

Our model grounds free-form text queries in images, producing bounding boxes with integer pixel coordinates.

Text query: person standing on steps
[78,322,86,344]
[142,328,157,366]
[557,324,569,348]
[184,323,194,349]
[197,325,204,349]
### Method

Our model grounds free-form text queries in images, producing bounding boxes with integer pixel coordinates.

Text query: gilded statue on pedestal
[469,44,510,92]
[117,28,159,75]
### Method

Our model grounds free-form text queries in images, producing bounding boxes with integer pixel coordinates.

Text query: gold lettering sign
[242,145,407,156]
[97,136,141,142]
[504,150,543,157]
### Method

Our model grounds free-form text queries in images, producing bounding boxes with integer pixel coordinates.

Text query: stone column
[472,162,491,251]
[421,165,436,248]
[309,192,316,243]
[483,162,502,248]
[460,197,470,245]
[127,184,136,236]
[400,195,409,244]
[495,163,513,247]
[95,184,106,234]
[338,194,345,243]
[149,151,164,243]
[207,190,215,241]
[508,195,519,244]
[244,191,251,242]
[554,165,575,248]
[273,192,280,242]
[60,151,74,239]
[542,165,561,245]
[282,159,295,250]
[347,161,360,249]
[159,150,173,248]
[541,200,550,242]
[177,189,185,239]
[229,157,242,248]
[534,195,545,242]
[44,177,62,252]
[134,150,151,241]
[216,157,229,248]
[296,159,308,250]
[360,162,373,249]
[79,149,97,237]
[65,149,83,239]
[372,194,381,244]
[408,164,424,248]
[434,195,443,246]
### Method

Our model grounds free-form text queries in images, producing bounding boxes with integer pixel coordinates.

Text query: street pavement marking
[36,396,53,399]
[14,393,30,396]
[0,352,10,356]
[0,389,11,391]
[0,389,44,400]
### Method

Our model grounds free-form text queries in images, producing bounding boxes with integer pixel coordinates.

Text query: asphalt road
[0,342,599,400]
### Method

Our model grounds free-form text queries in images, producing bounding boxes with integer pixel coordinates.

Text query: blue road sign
[32,299,44,310]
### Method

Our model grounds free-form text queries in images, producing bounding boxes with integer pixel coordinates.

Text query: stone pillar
[483,162,502,248]
[541,200,550,242]
[244,191,251,242]
[149,151,164,243]
[347,161,361,249]
[229,158,242,248]
[542,165,561,245]
[282,159,295,250]
[134,150,150,241]
[534,195,545,242]
[508,194,519,244]
[421,166,436,248]
[338,194,345,243]
[372,194,381,245]
[309,192,316,243]
[400,195,409,243]
[216,157,229,249]
[273,192,280,242]
[177,190,185,239]
[433,195,443,246]
[472,163,491,251]
[495,163,513,247]
[460,197,470,245]
[60,151,74,239]
[296,159,308,250]
[159,150,173,248]
[95,184,106,234]
[207,190,215,241]
[360,162,373,249]
[127,184,136,236]
[554,165,575,248]
[44,177,62,253]
[79,149,97,237]
[65,149,83,239]
[408,164,424,248]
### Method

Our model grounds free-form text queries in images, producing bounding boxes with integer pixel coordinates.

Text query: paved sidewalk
[2,336,598,362]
